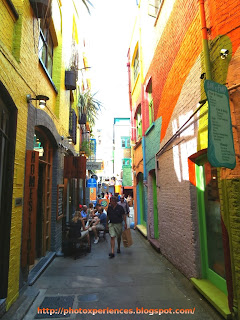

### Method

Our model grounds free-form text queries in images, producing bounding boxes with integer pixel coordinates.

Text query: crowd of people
[68,193,133,258]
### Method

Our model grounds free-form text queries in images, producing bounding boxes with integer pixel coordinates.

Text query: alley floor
[19,228,224,320]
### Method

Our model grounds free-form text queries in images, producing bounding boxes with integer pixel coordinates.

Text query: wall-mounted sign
[205,80,236,169]
[22,150,39,267]
[86,161,102,170]
[98,198,110,211]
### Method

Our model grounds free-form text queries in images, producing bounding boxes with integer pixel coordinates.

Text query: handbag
[122,228,133,248]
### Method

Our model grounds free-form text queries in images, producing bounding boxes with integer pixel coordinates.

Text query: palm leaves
[82,0,94,14]
[77,90,103,126]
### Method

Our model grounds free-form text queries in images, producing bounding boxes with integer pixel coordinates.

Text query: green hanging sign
[204,80,236,169]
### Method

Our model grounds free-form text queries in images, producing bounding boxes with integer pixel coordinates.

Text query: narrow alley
[7,229,222,320]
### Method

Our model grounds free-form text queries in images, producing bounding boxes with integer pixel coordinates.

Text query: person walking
[107,196,127,258]
[118,195,130,217]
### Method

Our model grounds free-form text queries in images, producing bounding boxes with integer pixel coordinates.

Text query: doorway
[34,128,52,260]
[196,159,227,294]
[136,172,146,226]
[150,170,159,239]
[0,90,17,299]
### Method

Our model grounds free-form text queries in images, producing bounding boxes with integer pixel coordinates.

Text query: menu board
[57,184,64,220]
[205,80,236,169]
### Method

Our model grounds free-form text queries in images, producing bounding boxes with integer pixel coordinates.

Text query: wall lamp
[220,49,229,59]
[67,136,73,143]
[26,94,49,109]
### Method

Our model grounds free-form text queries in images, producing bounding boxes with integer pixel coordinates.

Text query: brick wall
[156,57,202,278]
[0,0,80,311]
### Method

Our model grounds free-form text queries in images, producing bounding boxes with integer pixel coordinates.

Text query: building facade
[128,0,240,318]
[0,0,90,315]
[113,118,132,194]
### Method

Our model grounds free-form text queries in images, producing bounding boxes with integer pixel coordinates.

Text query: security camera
[220,49,229,59]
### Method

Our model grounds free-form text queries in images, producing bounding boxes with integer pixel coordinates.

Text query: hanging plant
[80,140,92,158]
[77,90,103,127]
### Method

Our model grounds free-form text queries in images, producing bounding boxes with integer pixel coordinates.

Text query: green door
[196,160,227,294]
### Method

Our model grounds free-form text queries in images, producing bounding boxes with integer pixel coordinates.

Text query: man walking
[107,196,127,258]
[118,195,130,217]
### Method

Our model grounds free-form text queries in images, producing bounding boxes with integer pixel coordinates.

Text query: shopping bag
[122,228,133,248]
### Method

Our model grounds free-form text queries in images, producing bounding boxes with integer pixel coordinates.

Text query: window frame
[122,158,132,166]
[133,48,139,83]
[146,81,154,126]
[121,136,131,149]
[39,20,54,78]
[135,107,142,141]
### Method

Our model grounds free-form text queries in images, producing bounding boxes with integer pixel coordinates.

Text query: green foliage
[82,0,94,14]
[80,140,92,157]
[77,90,103,126]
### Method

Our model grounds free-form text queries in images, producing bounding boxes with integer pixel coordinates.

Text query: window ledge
[190,278,231,319]
[39,59,58,94]
[145,122,155,136]
[136,225,147,238]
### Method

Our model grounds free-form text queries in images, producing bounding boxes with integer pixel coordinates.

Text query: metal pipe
[199,0,212,80]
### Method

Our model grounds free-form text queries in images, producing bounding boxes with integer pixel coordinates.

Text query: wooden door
[35,128,52,256]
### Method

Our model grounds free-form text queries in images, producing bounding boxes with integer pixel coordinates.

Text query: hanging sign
[86,161,102,170]
[64,156,86,179]
[204,80,236,169]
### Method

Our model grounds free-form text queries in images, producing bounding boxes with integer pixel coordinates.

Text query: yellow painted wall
[0,0,85,310]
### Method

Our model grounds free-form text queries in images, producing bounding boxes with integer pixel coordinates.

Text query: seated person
[69,211,90,247]
[91,208,107,244]
[80,205,88,220]
[87,203,94,216]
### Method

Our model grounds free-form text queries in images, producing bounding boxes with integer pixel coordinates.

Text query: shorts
[95,224,105,231]
[108,223,122,238]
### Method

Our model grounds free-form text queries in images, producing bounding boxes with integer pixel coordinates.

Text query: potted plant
[79,113,87,124]
[29,0,51,18]
[65,70,77,90]
[77,90,103,126]
[65,41,78,90]
[80,140,92,158]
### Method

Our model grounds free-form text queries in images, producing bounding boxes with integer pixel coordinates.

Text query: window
[121,137,131,148]
[148,0,162,18]
[39,20,54,77]
[135,107,142,140]
[133,48,139,83]
[146,80,154,125]
[122,158,131,166]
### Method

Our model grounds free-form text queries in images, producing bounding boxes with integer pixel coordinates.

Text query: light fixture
[26,94,49,109]
[67,136,73,143]
[220,49,229,59]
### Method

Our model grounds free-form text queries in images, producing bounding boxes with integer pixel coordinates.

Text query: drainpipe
[142,136,147,182]
[199,0,212,80]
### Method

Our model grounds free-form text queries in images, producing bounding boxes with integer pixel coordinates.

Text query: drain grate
[35,296,74,318]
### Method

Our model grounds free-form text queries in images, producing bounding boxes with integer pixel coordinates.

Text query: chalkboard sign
[57,184,64,221]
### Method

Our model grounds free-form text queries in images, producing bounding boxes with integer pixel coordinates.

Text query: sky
[82,0,137,162]
[84,0,137,129]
